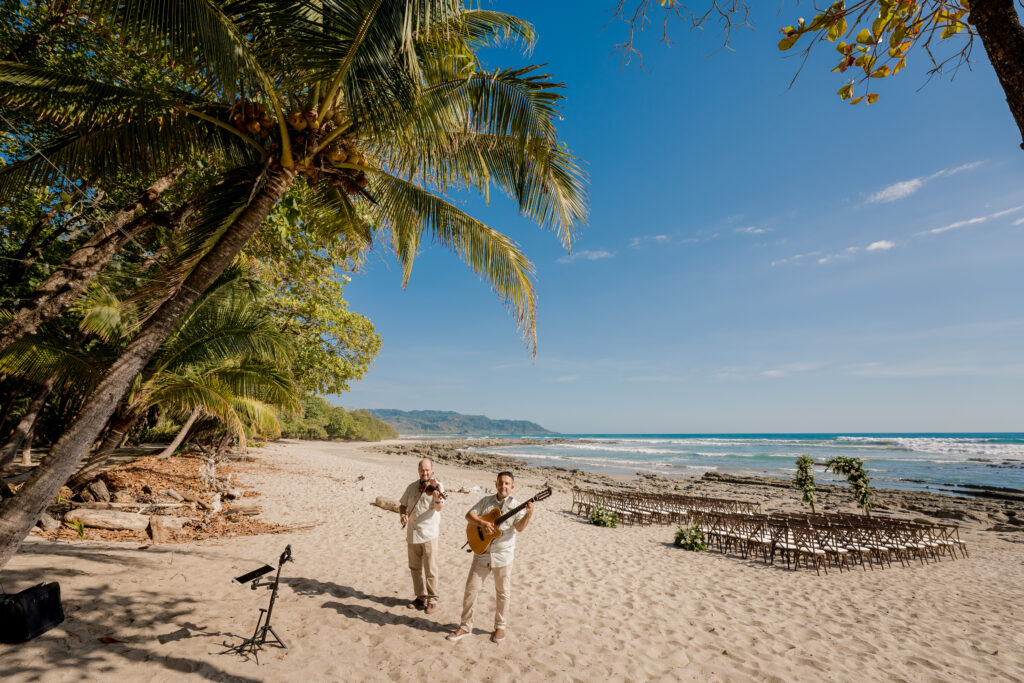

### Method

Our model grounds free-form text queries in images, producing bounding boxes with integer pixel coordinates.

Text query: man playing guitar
[447,471,533,644]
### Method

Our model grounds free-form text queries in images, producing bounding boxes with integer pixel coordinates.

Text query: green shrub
[589,501,619,528]
[793,454,817,513]
[674,523,707,551]
[140,420,182,443]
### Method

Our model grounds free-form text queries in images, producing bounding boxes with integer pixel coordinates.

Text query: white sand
[2,439,1022,681]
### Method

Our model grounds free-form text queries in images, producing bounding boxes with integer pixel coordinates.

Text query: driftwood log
[65,508,150,531]
[374,497,401,513]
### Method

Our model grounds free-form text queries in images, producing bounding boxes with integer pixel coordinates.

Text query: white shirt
[470,494,527,568]
[400,480,442,544]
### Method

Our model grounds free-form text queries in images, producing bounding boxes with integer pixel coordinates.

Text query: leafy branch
[825,455,872,515]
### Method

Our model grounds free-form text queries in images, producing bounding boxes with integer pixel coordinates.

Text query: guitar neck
[494,495,537,526]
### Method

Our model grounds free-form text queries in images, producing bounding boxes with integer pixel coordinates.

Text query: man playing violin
[399,458,445,614]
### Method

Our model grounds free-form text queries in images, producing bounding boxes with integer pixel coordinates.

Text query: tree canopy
[611,1,1024,147]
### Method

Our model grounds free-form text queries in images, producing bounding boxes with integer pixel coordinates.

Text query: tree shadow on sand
[0,556,260,681]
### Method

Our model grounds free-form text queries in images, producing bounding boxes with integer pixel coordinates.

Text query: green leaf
[856,28,874,44]
[778,34,800,51]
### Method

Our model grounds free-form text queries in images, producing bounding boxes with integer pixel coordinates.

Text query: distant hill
[367,409,554,435]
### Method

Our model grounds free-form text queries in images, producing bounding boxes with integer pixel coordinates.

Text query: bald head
[418,459,433,481]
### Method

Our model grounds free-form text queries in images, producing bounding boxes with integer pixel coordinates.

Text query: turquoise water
[459,433,1024,496]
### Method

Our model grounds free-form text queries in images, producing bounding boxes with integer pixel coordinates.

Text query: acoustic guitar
[465,488,552,555]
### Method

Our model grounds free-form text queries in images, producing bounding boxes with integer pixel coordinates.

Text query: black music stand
[226,545,292,662]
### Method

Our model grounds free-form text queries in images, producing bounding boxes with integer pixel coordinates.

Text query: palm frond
[371,171,538,353]
[415,10,536,51]
[230,396,282,434]
[74,283,136,344]
[90,0,266,100]
[376,131,587,247]
[0,112,258,199]
[0,332,105,391]
[0,62,208,129]
[420,65,565,144]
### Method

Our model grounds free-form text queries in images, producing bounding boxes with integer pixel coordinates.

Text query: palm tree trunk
[0,378,55,469]
[66,412,138,490]
[157,406,201,459]
[970,0,1024,148]
[20,426,33,466]
[0,168,294,569]
[0,168,184,355]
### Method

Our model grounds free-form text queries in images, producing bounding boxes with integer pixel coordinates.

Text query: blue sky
[336,2,1024,433]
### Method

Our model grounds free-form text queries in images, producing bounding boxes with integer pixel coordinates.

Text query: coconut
[287,110,307,130]
[303,110,320,131]
[245,120,262,134]
[356,173,369,188]
[326,147,345,163]
[259,114,274,129]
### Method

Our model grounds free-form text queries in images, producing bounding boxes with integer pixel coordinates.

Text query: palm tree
[0,1,586,568]
[1,269,301,488]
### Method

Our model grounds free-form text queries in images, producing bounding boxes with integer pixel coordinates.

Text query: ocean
[454,433,1024,496]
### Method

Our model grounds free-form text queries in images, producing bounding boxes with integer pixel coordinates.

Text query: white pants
[459,559,512,631]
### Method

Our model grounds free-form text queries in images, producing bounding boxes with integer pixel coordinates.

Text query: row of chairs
[571,487,761,526]
[690,510,968,574]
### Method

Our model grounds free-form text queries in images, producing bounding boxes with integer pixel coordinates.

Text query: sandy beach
[2,439,1022,682]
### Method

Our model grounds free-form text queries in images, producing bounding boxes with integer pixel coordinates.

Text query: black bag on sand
[0,582,65,643]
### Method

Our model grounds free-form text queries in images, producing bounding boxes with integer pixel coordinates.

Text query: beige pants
[408,538,439,603]
[459,559,512,631]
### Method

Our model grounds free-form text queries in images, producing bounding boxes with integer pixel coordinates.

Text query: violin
[419,478,448,500]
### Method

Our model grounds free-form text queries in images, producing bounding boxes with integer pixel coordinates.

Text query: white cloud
[816,246,859,265]
[736,226,767,235]
[771,251,821,267]
[917,205,1024,236]
[867,160,985,203]
[866,240,896,251]
[762,362,824,378]
[845,362,1024,378]
[1013,217,1024,226]
[629,234,672,248]
[556,249,614,264]
[624,374,683,383]
[869,179,924,203]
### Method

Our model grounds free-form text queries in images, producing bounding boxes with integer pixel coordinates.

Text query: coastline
[375,438,1024,541]
[2,438,1023,681]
